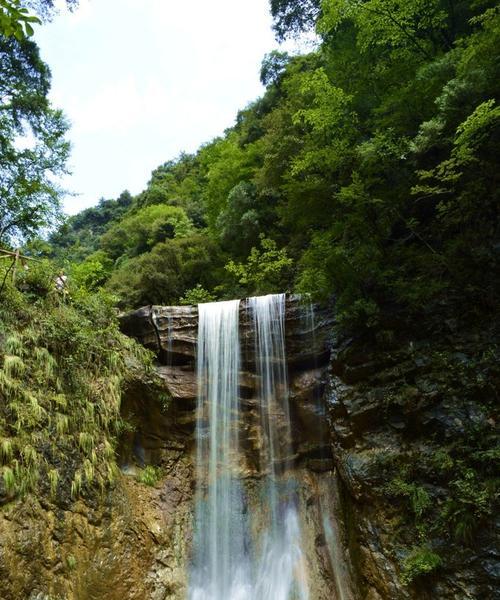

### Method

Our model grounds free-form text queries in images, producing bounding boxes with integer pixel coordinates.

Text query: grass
[401,546,442,585]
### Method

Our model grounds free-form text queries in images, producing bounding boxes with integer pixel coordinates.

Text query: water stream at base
[189,294,308,600]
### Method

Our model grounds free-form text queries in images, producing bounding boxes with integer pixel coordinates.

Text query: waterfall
[166,313,173,366]
[190,299,251,600]
[249,293,309,600]
[190,294,308,600]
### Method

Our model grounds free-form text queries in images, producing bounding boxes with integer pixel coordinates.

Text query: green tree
[23,0,79,21]
[179,284,216,306]
[199,134,258,229]
[0,36,69,245]
[101,204,194,259]
[225,235,293,296]
[49,191,134,262]
[47,0,500,328]
[270,0,320,41]
[107,235,223,309]
[216,182,279,258]
[0,0,39,38]
[260,50,290,86]
[1,1,80,39]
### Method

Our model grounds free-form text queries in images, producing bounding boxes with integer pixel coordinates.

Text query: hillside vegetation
[0,262,152,505]
[41,0,500,332]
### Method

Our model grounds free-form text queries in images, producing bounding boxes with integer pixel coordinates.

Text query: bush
[136,465,161,487]
[179,284,216,305]
[68,253,113,292]
[14,259,57,299]
[225,235,293,296]
[107,235,224,310]
[401,546,442,586]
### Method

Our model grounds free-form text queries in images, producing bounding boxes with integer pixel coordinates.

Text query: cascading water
[249,294,308,600]
[190,294,308,600]
[166,313,173,366]
[190,299,251,600]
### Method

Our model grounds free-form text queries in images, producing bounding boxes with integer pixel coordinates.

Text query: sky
[34,0,290,214]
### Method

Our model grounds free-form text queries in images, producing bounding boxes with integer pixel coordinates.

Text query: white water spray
[249,293,308,600]
[190,295,308,600]
[190,300,252,600]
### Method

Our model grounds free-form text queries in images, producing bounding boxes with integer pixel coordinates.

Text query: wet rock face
[327,324,500,600]
[4,298,495,599]
[120,305,198,366]
[116,296,350,599]
[119,297,496,600]
[119,296,332,368]
[119,297,335,469]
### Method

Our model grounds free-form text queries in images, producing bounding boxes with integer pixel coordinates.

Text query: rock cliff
[0,298,498,599]
[118,297,348,599]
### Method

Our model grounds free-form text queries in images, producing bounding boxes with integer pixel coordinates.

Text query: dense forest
[2,0,499,328]
[43,0,500,331]
[0,0,499,597]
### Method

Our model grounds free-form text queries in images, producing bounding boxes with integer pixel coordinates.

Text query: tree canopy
[269,0,320,41]
[0,0,39,38]
[0,36,69,246]
[42,0,500,329]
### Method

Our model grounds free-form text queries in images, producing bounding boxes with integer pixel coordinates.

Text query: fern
[71,471,82,499]
[83,459,94,483]
[55,413,69,435]
[2,467,15,494]
[3,355,25,378]
[4,334,23,357]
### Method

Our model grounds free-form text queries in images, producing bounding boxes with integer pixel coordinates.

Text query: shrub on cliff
[401,546,442,586]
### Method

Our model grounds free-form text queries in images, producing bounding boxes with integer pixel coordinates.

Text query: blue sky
[34,0,290,214]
